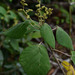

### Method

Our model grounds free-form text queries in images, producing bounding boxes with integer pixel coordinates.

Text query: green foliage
[60,7,70,24]
[0,6,7,15]
[19,45,51,75]
[3,20,30,39]
[71,51,75,64]
[40,23,55,48]
[8,11,17,19]
[0,0,75,75]
[25,20,39,35]
[10,39,19,51]
[0,6,18,23]
[31,30,41,38]
[72,0,75,2]
[56,26,74,50]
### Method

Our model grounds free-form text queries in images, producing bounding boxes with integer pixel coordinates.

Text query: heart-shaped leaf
[19,45,51,75]
[3,20,30,39]
[56,26,74,50]
[40,23,55,48]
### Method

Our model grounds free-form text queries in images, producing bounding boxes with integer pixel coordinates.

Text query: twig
[52,67,59,75]
[50,60,58,67]
[52,49,71,57]
[52,51,66,75]
[68,0,72,36]
[27,1,75,6]
[52,27,57,31]
[51,2,75,6]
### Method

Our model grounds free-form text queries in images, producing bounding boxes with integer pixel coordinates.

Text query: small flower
[43,13,47,19]
[41,6,45,9]
[26,9,33,12]
[23,3,28,6]
[46,11,49,15]
[26,15,30,19]
[36,4,40,8]
[18,9,23,11]
[45,7,48,11]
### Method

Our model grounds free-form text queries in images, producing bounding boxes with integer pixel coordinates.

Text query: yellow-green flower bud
[26,9,33,13]
[20,1,24,5]
[43,13,46,17]
[43,13,47,19]
[36,4,40,7]
[46,11,49,15]
[49,12,52,15]
[23,3,28,6]
[45,7,48,11]
[35,13,40,16]
[49,8,52,11]
[41,6,45,9]
[28,9,33,11]
[26,15,30,19]
[18,9,23,11]
[39,16,43,18]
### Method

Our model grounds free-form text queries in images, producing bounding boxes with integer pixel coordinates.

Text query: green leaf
[60,7,69,17]
[19,45,51,75]
[3,20,30,39]
[25,25,38,35]
[71,51,75,64]
[10,39,19,51]
[0,6,7,15]
[32,30,41,38]
[25,20,39,35]
[8,11,17,19]
[40,23,55,48]
[4,15,9,23]
[0,50,4,67]
[56,26,74,50]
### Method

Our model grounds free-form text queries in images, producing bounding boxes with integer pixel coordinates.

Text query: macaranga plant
[1,0,75,75]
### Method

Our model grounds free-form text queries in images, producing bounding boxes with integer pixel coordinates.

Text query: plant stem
[52,49,71,57]
[68,0,72,37]
[22,9,40,29]
[52,27,57,31]
[52,51,66,75]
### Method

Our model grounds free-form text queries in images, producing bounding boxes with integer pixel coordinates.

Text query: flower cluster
[18,0,33,19]
[18,0,53,24]
[20,0,28,7]
[35,0,53,23]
